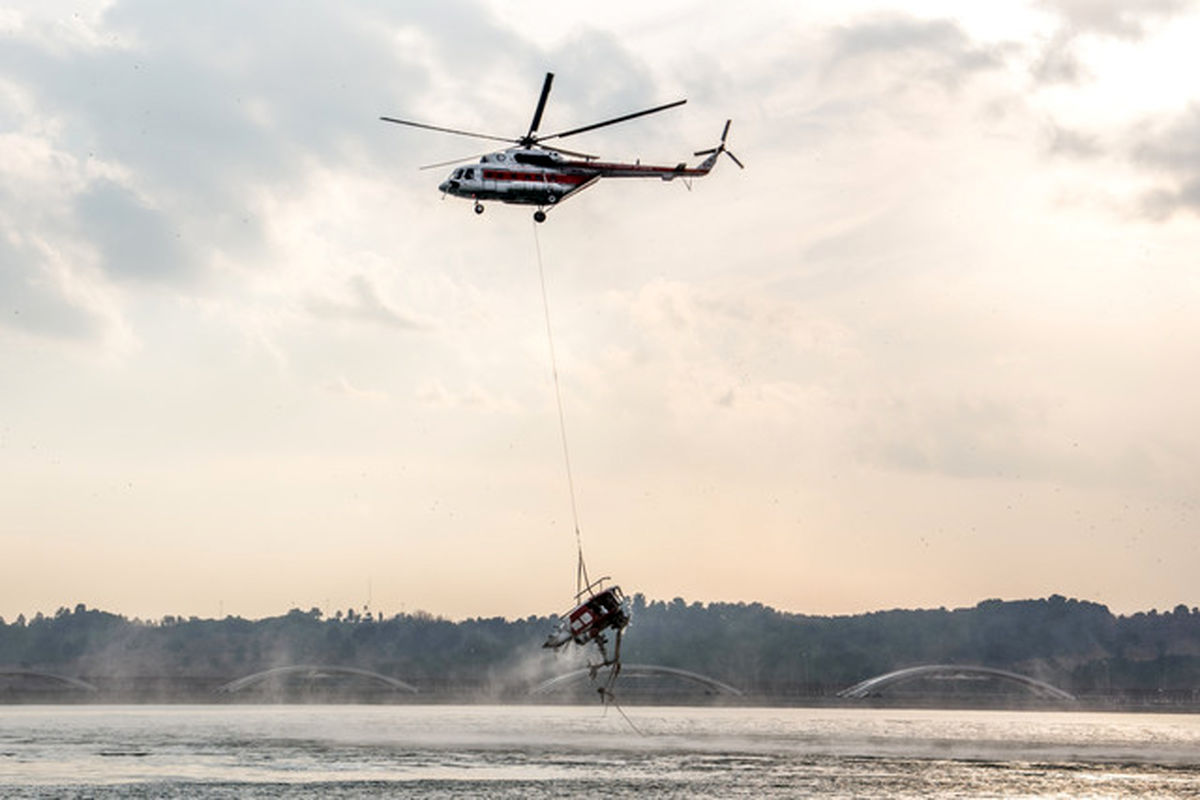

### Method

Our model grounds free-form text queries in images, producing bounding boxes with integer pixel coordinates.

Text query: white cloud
[1031,0,1198,88]
[1132,104,1200,218]
[1035,0,1195,39]
[305,275,426,331]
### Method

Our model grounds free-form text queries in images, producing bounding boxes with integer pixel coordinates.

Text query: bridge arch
[838,664,1075,701]
[531,664,743,697]
[0,668,98,692]
[216,665,418,694]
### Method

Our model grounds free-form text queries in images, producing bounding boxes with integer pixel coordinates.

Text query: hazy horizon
[1,590,1191,626]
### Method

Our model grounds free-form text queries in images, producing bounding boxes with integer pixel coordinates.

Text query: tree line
[2,595,1200,696]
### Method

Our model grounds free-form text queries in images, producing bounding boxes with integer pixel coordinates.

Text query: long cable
[532,221,590,596]
[600,687,645,736]
[534,222,640,739]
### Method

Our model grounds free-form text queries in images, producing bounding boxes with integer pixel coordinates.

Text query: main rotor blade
[539,143,599,160]
[726,150,745,169]
[538,98,687,142]
[721,119,731,143]
[379,116,515,145]
[527,72,554,139]
[418,152,493,171]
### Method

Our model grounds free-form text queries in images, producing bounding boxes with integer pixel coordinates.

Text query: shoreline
[4,690,1200,713]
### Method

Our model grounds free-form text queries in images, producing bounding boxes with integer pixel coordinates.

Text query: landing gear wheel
[533,210,547,223]
[474,203,484,215]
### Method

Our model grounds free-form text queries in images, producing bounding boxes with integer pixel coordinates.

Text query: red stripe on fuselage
[481,169,593,186]
[543,173,591,185]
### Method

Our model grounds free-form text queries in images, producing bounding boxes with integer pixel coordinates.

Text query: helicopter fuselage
[437,147,716,212]
[438,149,583,207]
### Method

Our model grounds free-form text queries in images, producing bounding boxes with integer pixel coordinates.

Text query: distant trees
[2,596,1200,695]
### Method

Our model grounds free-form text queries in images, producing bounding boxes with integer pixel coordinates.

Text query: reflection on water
[2,705,1199,798]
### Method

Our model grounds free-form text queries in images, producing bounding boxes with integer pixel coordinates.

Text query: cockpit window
[464,168,475,179]
[453,169,463,179]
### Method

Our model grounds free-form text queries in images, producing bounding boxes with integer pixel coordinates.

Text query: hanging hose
[532,221,591,597]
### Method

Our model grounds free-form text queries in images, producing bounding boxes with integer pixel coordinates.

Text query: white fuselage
[438,148,590,207]
[437,146,712,209]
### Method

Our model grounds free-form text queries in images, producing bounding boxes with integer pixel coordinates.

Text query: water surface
[2,704,1198,797]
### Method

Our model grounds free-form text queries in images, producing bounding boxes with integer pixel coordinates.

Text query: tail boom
[577,118,740,180]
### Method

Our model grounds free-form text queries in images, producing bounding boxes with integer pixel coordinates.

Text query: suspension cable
[532,221,590,596]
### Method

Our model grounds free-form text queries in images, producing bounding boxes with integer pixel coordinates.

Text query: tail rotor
[694,119,744,169]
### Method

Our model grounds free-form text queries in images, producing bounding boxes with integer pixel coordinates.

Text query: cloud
[1045,123,1103,158]
[0,0,665,348]
[74,179,195,283]
[1031,39,1200,219]
[0,0,536,343]
[0,236,105,340]
[1031,30,1088,84]
[854,391,1051,481]
[414,378,515,414]
[1032,0,1197,85]
[0,102,126,341]
[579,278,860,468]
[323,375,388,402]
[1035,0,1195,39]
[305,275,425,330]
[825,13,1007,91]
[540,31,662,132]
[1131,104,1200,218]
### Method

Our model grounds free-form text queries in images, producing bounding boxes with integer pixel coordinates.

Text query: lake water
[2,704,1199,797]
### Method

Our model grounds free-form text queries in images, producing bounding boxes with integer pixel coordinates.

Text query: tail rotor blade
[695,120,742,168]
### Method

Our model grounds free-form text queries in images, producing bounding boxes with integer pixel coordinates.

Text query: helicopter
[543,576,631,686]
[380,72,742,222]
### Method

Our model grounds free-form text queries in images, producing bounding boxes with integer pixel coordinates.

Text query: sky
[2,0,1199,622]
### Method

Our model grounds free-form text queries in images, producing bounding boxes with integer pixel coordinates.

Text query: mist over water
[2,705,1199,798]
